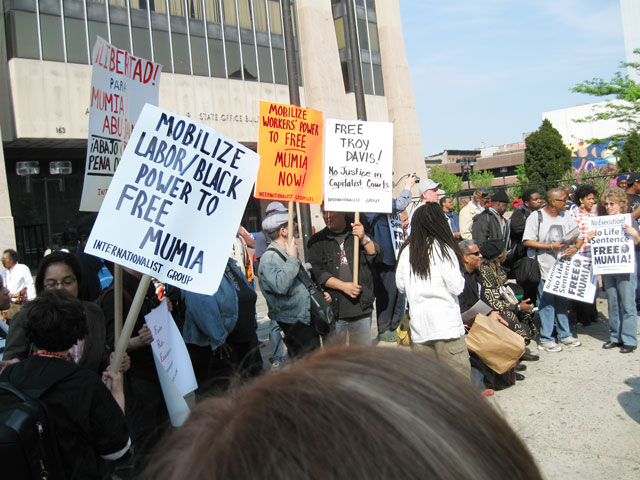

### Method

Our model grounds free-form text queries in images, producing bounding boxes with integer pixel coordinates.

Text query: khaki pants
[411,336,471,381]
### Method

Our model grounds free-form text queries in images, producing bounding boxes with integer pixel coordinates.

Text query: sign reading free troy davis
[86,104,260,295]
[323,119,393,213]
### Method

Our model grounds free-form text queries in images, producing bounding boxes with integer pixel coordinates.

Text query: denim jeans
[537,279,572,343]
[603,273,638,347]
[374,265,407,333]
[635,254,640,302]
[269,320,286,363]
[334,313,372,346]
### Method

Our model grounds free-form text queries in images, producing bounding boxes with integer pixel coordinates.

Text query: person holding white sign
[598,188,639,354]
[308,208,382,346]
[523,188,583,353]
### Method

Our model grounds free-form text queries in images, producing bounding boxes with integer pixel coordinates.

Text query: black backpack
[0,370,72,480]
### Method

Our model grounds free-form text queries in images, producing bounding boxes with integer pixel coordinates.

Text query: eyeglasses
[44,277,77,290]
[553,198,568,203]
[604,202,618,207]
[466,251,482,256]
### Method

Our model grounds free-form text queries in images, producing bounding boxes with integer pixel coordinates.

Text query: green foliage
[468,169,494,190]
[571,48,640,141]
[524,119,572,184]
[509,163,532,198]
[428,166,463,195]
[618,129,640,172]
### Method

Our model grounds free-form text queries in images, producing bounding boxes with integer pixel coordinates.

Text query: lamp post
[458,158,476,190]
[16,160,73,250]
[500,167,508,185]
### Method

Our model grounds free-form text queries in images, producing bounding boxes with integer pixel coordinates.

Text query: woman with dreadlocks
[396,203,470,380]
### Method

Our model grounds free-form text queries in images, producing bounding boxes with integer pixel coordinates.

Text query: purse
[465,313,525,374]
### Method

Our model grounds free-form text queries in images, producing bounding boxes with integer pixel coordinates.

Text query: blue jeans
[603,273,638,347]
[537,279,572,343]
[334,313,372,346]
[635,254,640,302]
[269,320,286,363]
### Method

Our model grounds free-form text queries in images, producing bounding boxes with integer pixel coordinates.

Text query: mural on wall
[570,140,624,176]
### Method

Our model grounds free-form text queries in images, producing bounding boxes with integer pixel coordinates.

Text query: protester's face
[322,210,347,233]
[618,180,629,190]
[526,193,542,211]
[581,193,596,211]
[442,198,454,211]
[400,211,409,231]
[423,188,439,203]
[463,245,483,271]
[604,199,622,215]
[550,194,568,212]
[478,196,489,207]
[1,253,12,269]
[43,263,79,298]
[493,201,507,215]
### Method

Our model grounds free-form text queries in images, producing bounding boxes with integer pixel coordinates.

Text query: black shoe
[603,341,622,349]
[515,373,525,381]
[515,363,527,372]
[620,345,637,353]
[521,352,540,361]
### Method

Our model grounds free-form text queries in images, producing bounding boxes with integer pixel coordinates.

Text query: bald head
[546,188,568,213]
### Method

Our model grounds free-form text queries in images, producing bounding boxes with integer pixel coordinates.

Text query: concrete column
[375,0,426,193]
[0,126,16,251]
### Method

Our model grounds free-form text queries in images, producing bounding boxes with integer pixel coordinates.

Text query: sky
[399,0,627,156]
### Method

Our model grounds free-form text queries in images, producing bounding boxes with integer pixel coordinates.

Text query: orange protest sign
[255,101,323,204]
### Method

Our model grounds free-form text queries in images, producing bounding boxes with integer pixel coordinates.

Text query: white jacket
[396,244,465,343]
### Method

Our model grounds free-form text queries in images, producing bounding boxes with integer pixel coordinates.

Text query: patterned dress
[479,262,538,343]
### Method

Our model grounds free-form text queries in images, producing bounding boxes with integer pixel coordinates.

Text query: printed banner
[255,101,323,203]
[323,119,393,213]
[80,36,162,212]
[543,254,597,303]
[145,299,197,396]
[86,104,260,294]
[387,213,404,259]
[589,214,635,275]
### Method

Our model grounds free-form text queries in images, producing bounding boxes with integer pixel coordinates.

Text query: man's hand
[518,298,534,313]
[128,324,154,350]
[489,310,509,327]
[285,238,298,257]
[341,282,362,298]
[562,246,578,257]
[110,351,131,372]
[351,222,366,242]
[102,370,125,413]
[404,173,418,190]
[323,291,332,303]
[550,242,565,252]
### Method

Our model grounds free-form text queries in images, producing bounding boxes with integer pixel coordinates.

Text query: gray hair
[459,239,477,254]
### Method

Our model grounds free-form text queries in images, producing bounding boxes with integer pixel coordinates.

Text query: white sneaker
[560,336,582,347]
[538,341,562,352]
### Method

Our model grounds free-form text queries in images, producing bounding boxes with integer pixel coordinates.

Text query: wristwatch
[362,236,371,246]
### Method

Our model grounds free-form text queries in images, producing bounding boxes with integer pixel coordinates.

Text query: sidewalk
[488,295,640,480]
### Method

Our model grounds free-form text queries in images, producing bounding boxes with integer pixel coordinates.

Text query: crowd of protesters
[0,171,637,478]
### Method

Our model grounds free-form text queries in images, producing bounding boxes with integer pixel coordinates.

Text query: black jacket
[307,227,382,320]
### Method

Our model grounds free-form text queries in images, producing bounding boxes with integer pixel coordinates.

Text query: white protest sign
[387,213,405,259]
[80,37,162,212]
[86,104,260,294]
[323,119,393,213]
[145,299,197,396]
[543,254,597,303]
[589,214,635,275]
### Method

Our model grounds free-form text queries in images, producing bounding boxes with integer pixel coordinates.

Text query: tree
[468,170,494,190]
[524,119,572,184]
[617,129,640,172]
[571,48,640,141]
[428,166,463,195]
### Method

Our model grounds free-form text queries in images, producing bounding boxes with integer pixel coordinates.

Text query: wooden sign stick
[353,211,360,285]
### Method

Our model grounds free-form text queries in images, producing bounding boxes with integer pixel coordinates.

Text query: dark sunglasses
[466,251,482,256]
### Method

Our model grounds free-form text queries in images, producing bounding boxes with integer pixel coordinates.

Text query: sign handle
[114,264,123,344]
[295,201,305,263]
[353,211,360,285]
[287,201,294,244]
[109,274,152,379]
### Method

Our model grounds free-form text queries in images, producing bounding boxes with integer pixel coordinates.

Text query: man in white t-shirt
[523,188,583,353]
[1,249,35,303]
